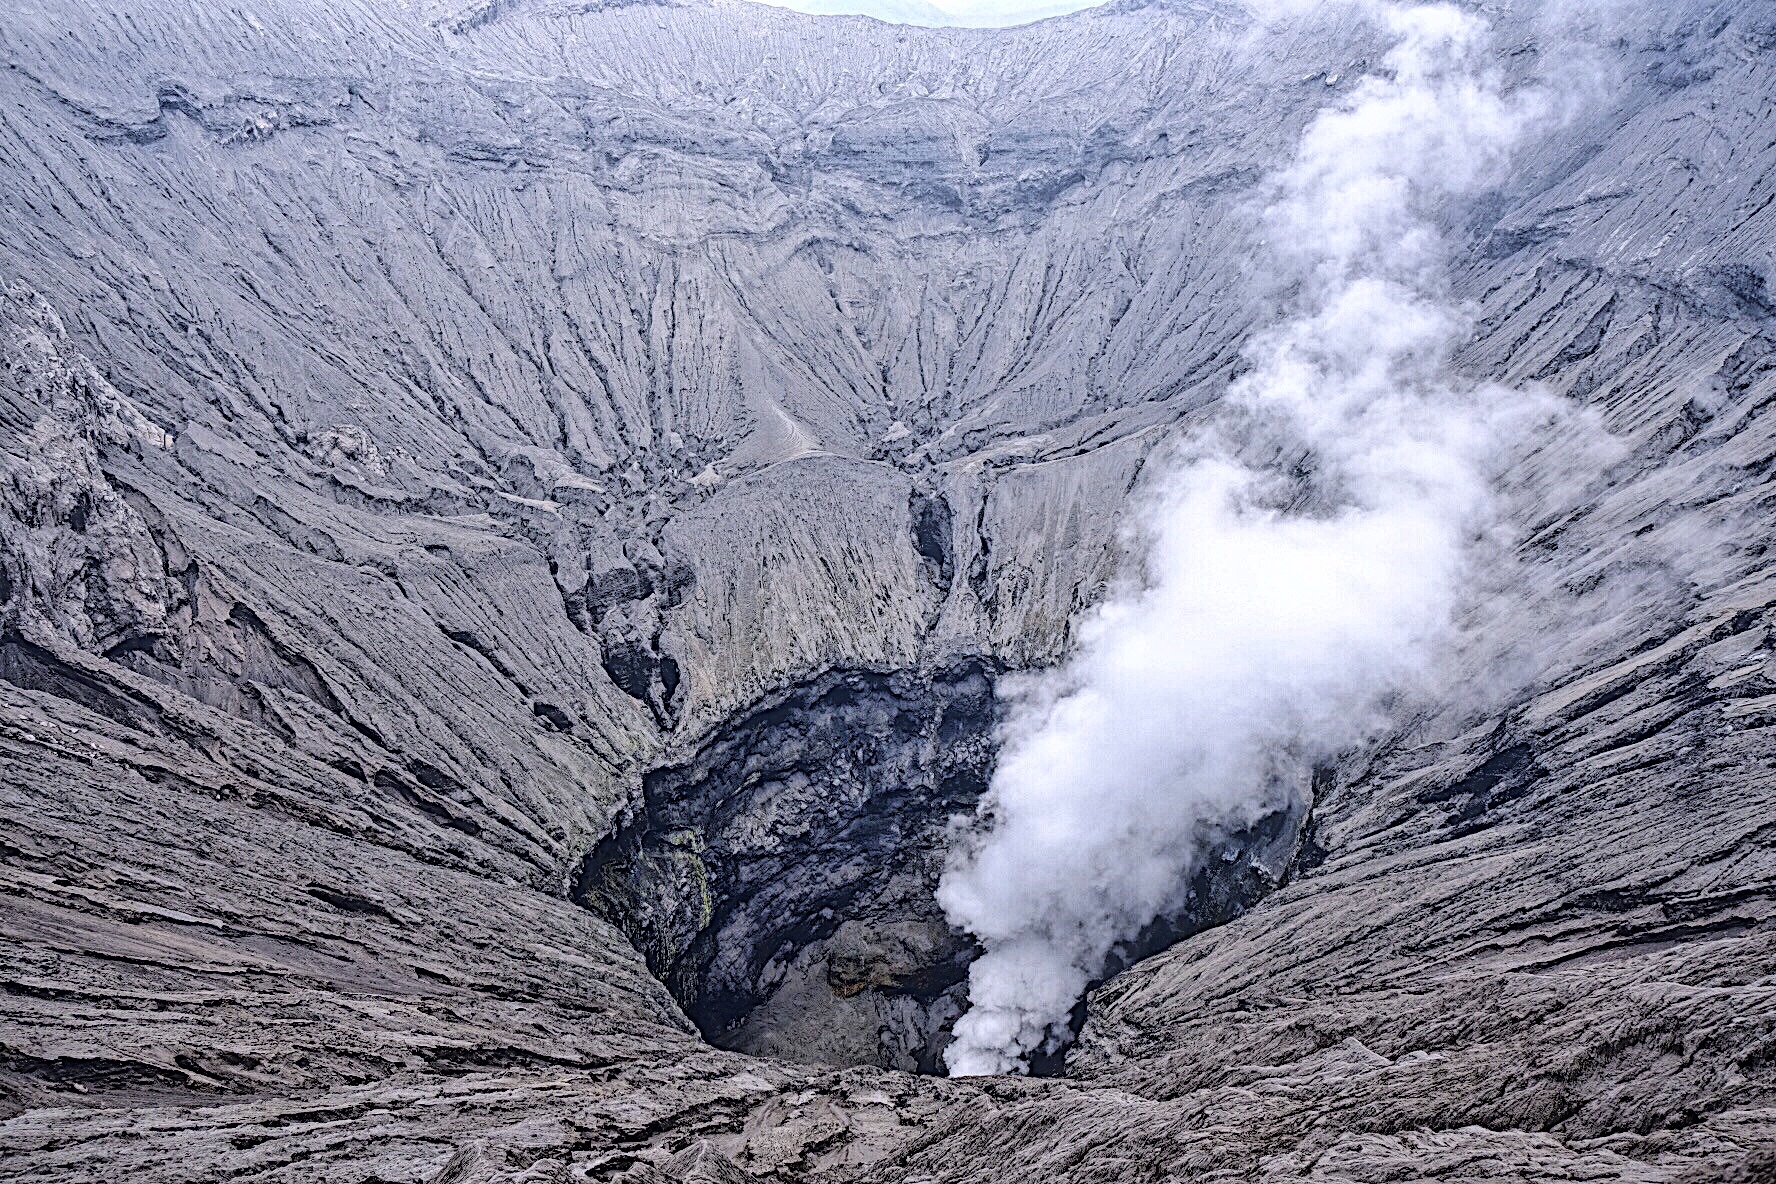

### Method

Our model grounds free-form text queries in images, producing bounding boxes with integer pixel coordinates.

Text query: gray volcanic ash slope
[0,0,1774,1180]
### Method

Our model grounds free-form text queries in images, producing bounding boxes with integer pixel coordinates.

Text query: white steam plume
[939,1,1568,1076]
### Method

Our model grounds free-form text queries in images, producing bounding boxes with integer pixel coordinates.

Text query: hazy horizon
[742,0,1107,28]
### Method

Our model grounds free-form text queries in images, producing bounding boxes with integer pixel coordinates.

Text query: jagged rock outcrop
[2,0,1774,1180]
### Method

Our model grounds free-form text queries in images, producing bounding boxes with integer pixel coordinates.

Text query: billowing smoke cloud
[939,1,1572,1076]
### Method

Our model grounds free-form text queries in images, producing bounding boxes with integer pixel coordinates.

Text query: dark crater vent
[573,659,1316,1075]
[573,662,998,1073]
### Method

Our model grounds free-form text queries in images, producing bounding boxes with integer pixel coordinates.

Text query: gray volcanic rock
[1,0,1775,1180]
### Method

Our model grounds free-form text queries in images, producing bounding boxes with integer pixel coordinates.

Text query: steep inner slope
[2,0,1774,1180]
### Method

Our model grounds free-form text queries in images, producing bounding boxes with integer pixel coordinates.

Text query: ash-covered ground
[2,0,1775,1179]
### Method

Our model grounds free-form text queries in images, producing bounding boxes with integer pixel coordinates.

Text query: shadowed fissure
[571,660,1312,1075]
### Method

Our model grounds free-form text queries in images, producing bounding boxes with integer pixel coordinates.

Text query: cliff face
[2,0,1774,1180]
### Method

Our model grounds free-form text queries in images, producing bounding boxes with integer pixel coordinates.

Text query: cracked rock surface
[2,0,1775,1180]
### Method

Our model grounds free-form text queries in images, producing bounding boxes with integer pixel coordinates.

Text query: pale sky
[743,0,1107,28]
